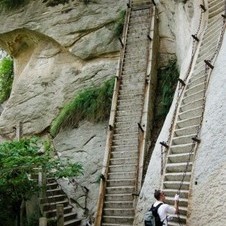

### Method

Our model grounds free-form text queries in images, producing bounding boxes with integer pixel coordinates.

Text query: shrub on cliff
[50,77,115,137]
[0,0,26,9]
[0,56,13,103]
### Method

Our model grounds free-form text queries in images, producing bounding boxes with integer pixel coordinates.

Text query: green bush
[114,10,126,38]
[0,137,83,224]
[156,60,179,118]
[0,56,13,103]
[0,0,26,9]
[50,77,115,137]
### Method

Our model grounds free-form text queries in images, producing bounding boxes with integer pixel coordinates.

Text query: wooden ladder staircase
[95,0,158,225]
[38,175,82,226]
[161,1,225,225]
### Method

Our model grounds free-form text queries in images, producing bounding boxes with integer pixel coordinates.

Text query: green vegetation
[0,0,26,9]
[42,0,70,7]
[50,77,115,137]
[114,10,126,38]
[156,60,179,118]
[0,56,13,103]
[0,137,83,225]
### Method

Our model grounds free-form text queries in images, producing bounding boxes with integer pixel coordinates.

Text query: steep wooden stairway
[39,176,82,226]
[95,0,158,225]
[161,1,225,225]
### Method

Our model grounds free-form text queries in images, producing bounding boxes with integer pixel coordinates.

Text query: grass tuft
[50,77,115,137]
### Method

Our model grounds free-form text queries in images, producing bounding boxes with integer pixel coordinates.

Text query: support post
[204,60,214,69]
[57,204,64,226]
[39,217,47,226]
[118,37,124,48]
[178,78,186,86]
[200,4,206,12]
[191,34,200,42]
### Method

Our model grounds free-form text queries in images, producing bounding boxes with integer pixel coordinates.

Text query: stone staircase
[95,0,157,225]
[161,1,225,225]
[39,177,82,226]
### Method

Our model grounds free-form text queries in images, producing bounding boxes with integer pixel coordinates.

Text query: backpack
[144,203,163,226]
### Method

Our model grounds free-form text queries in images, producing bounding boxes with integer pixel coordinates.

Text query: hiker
[152,189,179,226]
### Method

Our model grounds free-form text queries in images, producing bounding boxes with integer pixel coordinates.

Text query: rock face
[0,0,225,225]
[0,0,125,136]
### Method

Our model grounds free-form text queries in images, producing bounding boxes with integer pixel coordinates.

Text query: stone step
[105,193,134,202]
[118,88,143,96]
[111,144,138,152]
[105,201,133,209]
[197,47,217,63]
[110,157,138,165]
[201,22,223,44]
[111,150,138,159]
[107,179,135,187]
[167,152,194,163]
[44,206,73,218]
[199,41,219,58]
[114,121,140,129]
[112,138,139,146]
[64,218,81,226]
[182,90,204,106]
[176,116,201,129]
[46,188,64,196]
[114,122,139,131]
[180,98,203,112]
[188,74,207,86]
[192,62,205,75]
[103,208,134,216]
[64,212,79,223]
[165,162,192,173]
[208,0,222,8]
[113,132,139,140]
[108,164,137,173]
[200,30,222,51]
[208,12,223,24]
[116,101,143,110]
[166,197,188,207]
[120,77,146,85]
[184,81,206,97]
[174,125,199,136]
[170,143,194,154]
[42,199,69,211]
[168,222,186,226]
[172,134,197,145]
[102,215,134,224]
[49,212,79,223]
[116,100,143,109]
[163,181,190,190]
[178,106,203,121]
[209,4,225,18]
[102,224,132,226]
[46,181,58,189]
[107,171,136,180]
[115,111,141,119]
[201,17,223,38]
[168,214,187,224]
[40,194,67,204]
[163,188,189,199]
[117,92,143,100]
[105,186,135,195]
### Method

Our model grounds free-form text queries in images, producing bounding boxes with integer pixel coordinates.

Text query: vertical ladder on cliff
[161,1,225,225]
[95,0,157,225]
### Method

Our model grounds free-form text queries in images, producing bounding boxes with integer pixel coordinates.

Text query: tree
[0,137,83,225]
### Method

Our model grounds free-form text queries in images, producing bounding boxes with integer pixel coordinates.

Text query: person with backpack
[144,189,179,226]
